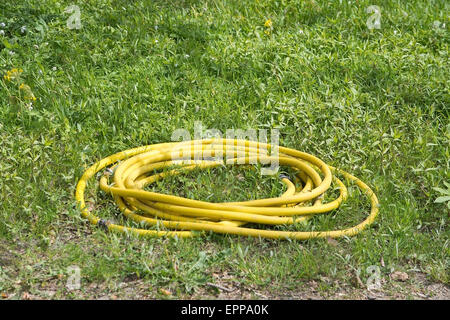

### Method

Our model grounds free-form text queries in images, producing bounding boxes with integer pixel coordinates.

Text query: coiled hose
[75,139,379,240]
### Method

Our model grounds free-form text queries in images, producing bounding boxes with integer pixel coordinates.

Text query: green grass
[0,0,448,299]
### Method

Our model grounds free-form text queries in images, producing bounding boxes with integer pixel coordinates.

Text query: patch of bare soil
[1,226,448,300]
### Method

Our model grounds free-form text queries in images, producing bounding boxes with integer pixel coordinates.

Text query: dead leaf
[380,257,385,267]
[1,292,8,299]
[309,280,318,292]
[159,288,172,296]
[22,292,31,300]
[86,202,95,212]
[253,291,268,299]
[390,271,408,281]
[355,270,365,288]
[206,282,233,292]
[327,237,339,247]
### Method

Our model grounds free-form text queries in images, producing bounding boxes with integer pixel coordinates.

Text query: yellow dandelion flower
[19,83,36,101]
[3,68,23,81]
[264,19,272,28]
[25,94,37,101]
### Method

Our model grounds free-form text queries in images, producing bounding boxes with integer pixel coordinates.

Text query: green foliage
[0,0,448,298]
[433,182,450,209]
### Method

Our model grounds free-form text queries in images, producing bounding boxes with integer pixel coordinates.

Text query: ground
[0,0,449,300]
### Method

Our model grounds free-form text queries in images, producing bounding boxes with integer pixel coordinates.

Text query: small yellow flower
[3,68,23,82]
[264,19,272,28]
[19,83,36,101]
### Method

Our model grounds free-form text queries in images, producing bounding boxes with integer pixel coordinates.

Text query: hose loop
[75,139,379,240]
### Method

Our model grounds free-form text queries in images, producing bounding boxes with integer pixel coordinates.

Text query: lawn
[0,0,448,299]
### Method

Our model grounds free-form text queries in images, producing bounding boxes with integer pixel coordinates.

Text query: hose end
[97,219,110,231]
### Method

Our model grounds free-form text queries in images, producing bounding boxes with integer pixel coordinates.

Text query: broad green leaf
[434,196,450,203]
[433,187,449,195]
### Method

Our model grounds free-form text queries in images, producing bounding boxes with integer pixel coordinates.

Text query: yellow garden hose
[75,139,379,240]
